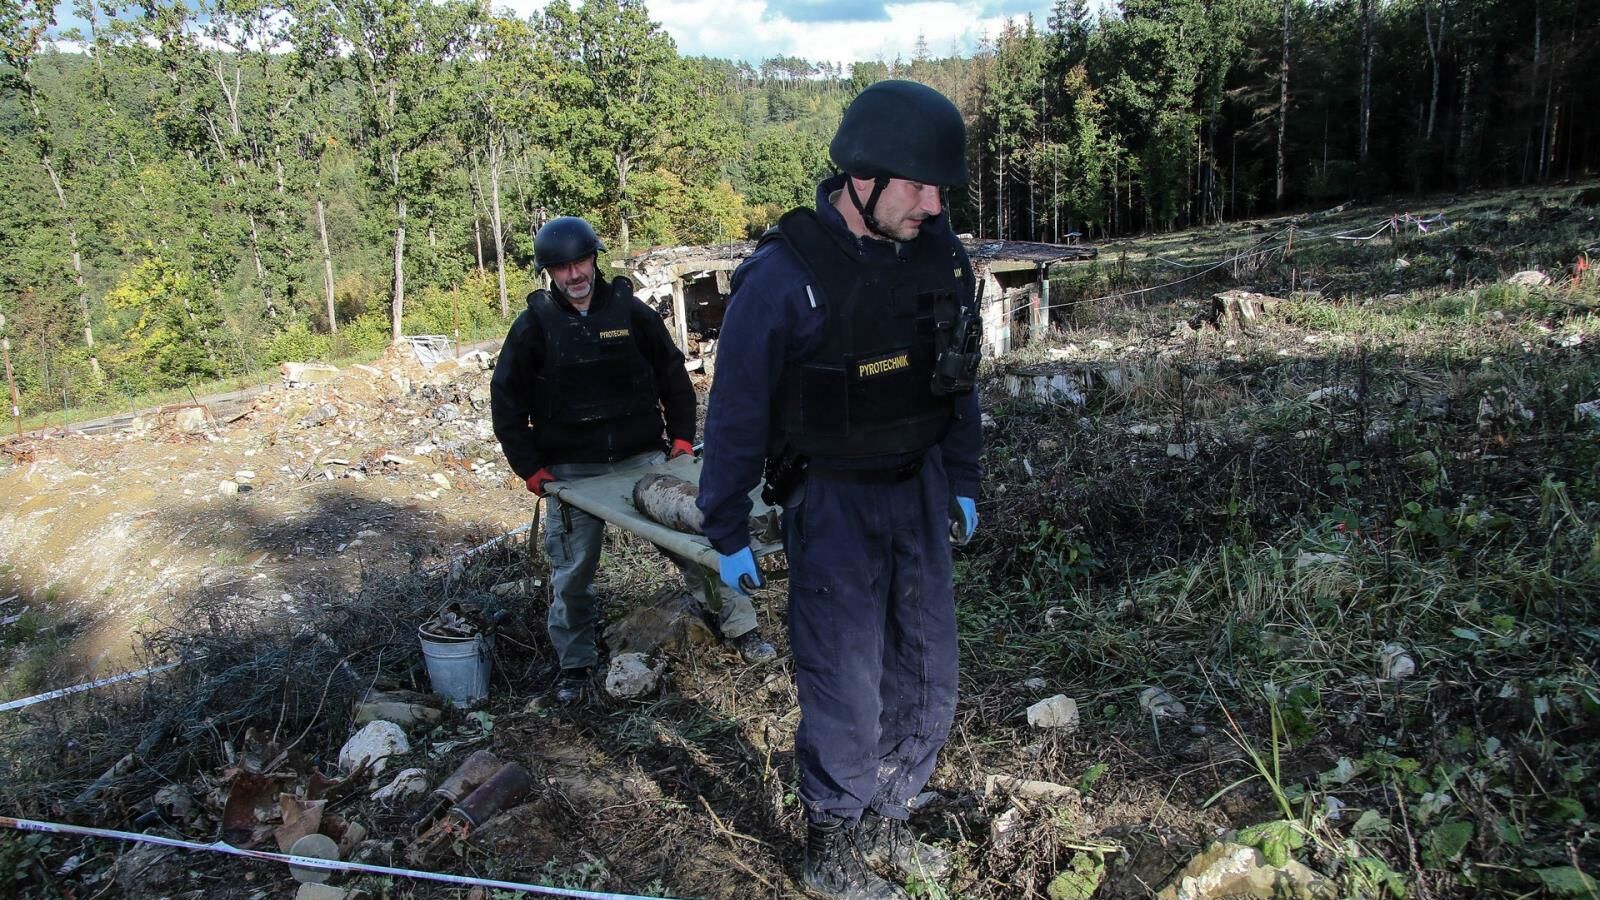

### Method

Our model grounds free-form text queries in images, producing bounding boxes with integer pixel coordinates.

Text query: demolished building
[615,237,1098,370]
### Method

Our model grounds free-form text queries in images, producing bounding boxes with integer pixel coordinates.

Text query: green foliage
[1046,852,1105,900]
[102,257,227,390]
[1534,867,1600,897]
[0,832,65,898]
[1024,520,1102,588]
[1238,818,1305,868]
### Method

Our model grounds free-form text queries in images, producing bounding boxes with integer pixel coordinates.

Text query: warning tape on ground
[0,660,187,714]
[0,815,679,900]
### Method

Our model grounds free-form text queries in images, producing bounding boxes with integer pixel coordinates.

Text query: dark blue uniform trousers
[783,449,959,824]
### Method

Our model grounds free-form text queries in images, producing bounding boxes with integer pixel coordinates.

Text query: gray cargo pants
[544,450,758,671]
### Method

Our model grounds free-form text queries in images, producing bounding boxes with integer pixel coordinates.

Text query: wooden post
[1286,224,1297,292]
[1,313,19,437]
[670,269,689,355]
[452,286,460,345]
[1033,263,1050,341]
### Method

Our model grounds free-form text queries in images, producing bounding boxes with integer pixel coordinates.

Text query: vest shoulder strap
[769,207,858,309]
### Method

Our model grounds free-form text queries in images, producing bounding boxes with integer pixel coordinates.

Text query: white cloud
[491,0,1044,65]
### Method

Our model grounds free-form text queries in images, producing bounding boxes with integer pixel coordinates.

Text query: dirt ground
[0,347,532,684]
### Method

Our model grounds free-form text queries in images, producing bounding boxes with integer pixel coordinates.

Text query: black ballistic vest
[769,208,964,461]
[528,280,659,458]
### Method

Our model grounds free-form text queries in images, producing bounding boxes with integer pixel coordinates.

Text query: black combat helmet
[534,216,605,273]
[830,80,968,188]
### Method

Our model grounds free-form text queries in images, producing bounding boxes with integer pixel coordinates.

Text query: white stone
[173,408,209,433]
[1089,339,1115,351]
[1167,442,1198,460]
[1026,694,1080,730]
[219,481,239,496]
[371,768,430,803]
[990,807,1026,848]
[1379,643,1416,681]
[337,720,410,776]
[1305,386,1358,404]
[604,652,664,699]
[430,473,451,490]
[1294,552,1344,569]
[1507,269,1550,287]
[1575,400,1600,424]
[1140,686,1187,719]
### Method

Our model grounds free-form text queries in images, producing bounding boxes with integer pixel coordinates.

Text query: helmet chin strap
[846,175,896,240]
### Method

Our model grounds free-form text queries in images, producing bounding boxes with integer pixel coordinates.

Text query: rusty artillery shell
[433,749,502,803]
[633,473,705,534]
[448,762,532,828]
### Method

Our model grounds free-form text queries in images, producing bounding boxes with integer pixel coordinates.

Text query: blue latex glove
[718,546,764,595]
[950,496,978,544]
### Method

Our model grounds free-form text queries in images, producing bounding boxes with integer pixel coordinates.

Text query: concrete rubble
[605,652,665,699]
[1027,694,1081,730]
[338,721,410,777]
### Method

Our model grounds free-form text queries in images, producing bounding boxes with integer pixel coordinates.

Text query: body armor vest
[528,280,659,453]
[769,208,965,461]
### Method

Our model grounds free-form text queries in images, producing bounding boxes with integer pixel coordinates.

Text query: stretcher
[541,454,786,575]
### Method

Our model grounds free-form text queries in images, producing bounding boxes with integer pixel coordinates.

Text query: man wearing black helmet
[697,81,983,899]
[491,216,777,708]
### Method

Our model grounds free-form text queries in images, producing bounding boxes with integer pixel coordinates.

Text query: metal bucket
[417,626,492,708]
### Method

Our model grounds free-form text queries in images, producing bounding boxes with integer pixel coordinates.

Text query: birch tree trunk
[1423,0,1444,142]
[392,149,407,344]
[616,150,631,255]
[20,60,99,380]
[1276,0,1290,207]
[1359,0,1373,163]
[490,132,508,318]
[317,194,336,334]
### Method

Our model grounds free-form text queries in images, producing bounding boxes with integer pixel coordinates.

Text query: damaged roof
[616,236,1097,277]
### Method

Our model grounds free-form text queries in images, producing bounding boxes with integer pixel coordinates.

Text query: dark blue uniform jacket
[697,175,984,556]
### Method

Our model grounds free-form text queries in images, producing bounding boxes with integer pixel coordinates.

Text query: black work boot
[533,667,591,709]
[861,811,953,881]
[803,817,909,900]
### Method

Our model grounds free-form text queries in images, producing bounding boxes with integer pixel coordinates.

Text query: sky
[490,0,1086,65]
[49,0,1116,67]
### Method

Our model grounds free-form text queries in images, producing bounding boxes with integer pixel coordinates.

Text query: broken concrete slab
[354,689,442,728]
[985,774,1081,803]
[280,362,341,387]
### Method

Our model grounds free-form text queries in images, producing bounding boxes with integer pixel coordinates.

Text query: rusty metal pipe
[448,762,532,829]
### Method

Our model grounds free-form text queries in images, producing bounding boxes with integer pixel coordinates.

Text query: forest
[0,0,1595,419]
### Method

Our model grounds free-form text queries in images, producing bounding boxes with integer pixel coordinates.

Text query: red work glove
[525,468,555,496]
[669,439,694,459]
